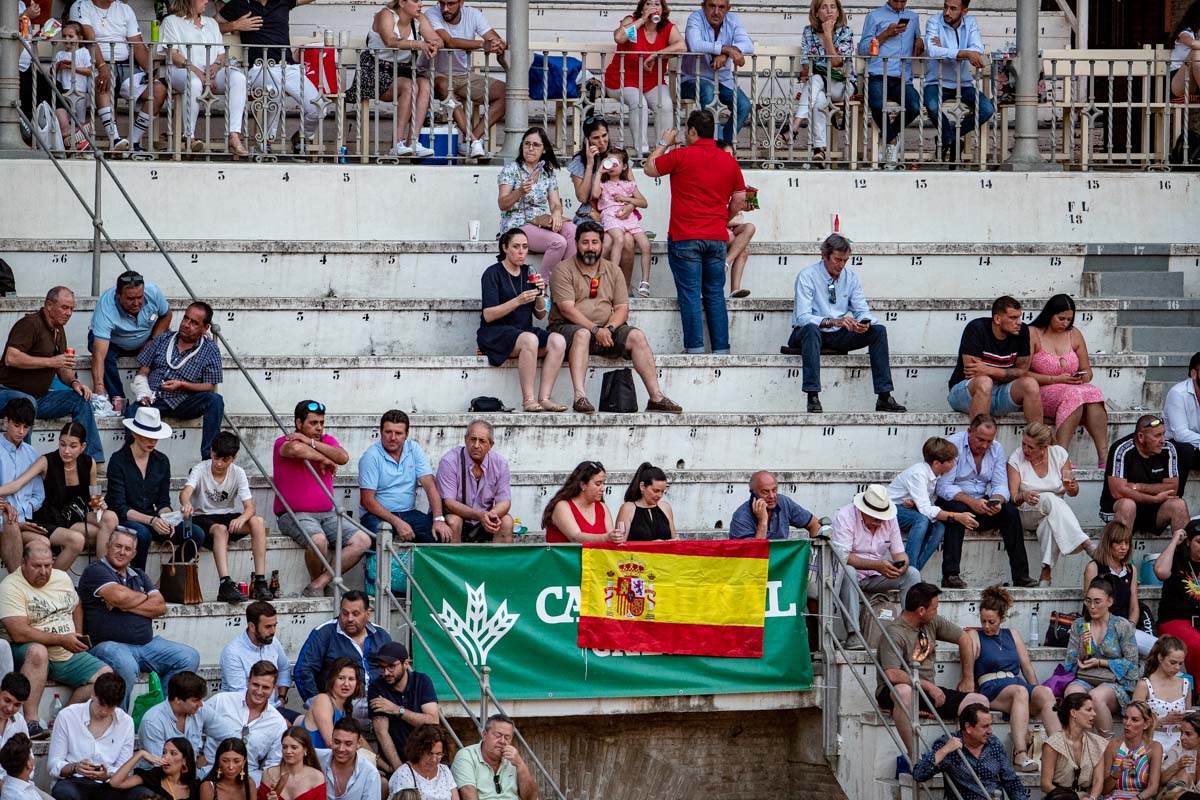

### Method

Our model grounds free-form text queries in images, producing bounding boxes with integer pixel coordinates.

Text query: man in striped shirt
[947,296,1043,425]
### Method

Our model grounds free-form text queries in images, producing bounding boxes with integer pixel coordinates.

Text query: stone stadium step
[77,411,1146,478]
[1118,325,1200,354]
[13,240,1091,301]
[72,352,1149,415]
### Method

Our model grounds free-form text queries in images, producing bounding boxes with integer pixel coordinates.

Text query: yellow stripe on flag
[579,547,769,627]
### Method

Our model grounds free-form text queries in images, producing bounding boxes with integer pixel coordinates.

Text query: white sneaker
[884,143,900,170]
[411,142,436,158]
[469,139,487,158]
[91,395,120,418]
[389,142,413,157]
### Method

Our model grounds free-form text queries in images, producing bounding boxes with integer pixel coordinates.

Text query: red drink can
[65,348,75,356]
[237,582,248,595]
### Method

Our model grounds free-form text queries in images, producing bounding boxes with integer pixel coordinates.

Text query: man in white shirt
[0,673,31,782]
[425,0,507,158]
[46,672,134,798]
[201,661,287,784]
[219,601,294,718]
[0,733,39,800]
[1163,351,1200,495]
[319,718,383,800]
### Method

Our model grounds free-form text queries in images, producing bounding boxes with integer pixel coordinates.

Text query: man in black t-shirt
[946,296,1043,425]
[367,642,439,775]
[1100,415,1189,534]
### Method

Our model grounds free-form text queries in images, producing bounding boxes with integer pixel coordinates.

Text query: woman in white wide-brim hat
[108,406,204,570]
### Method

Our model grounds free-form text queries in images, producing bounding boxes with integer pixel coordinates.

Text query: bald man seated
[728,470,821,540]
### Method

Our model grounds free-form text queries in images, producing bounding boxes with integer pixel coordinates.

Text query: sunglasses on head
[588,461,605,472]
[588,277,600,299]
[117,272,144,289]
[1144,418,1163,428]
[306,401,326,413]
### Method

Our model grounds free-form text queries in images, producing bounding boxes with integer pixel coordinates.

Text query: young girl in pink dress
[591,148,653,296]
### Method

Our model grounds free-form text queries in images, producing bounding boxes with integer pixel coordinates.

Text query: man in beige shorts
[425,0,507,158]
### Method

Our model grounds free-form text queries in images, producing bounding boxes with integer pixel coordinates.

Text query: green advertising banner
[411,541,812,700]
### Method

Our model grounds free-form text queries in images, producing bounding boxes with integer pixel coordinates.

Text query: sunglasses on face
[589,278,600,299]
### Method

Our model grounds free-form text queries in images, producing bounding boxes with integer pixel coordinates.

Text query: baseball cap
[374,642,410,665]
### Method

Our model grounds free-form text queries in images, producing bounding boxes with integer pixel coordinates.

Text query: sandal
[539,398,567,412]
[637,280,650,297]
[522,400,544,413]
[1012,751,1039,773]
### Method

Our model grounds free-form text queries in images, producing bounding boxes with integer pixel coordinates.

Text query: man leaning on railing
[921,0,993,167]
[912,702,1029,800]
[680,0,754,144]
[425,0,508,159]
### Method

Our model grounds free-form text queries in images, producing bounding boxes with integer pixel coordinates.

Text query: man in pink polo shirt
[272,399,371,597]
[645,109,747,355]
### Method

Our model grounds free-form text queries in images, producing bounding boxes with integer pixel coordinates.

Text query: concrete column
[0,3,25,156]
[1003,0,1054,169]
[502,0,530,160]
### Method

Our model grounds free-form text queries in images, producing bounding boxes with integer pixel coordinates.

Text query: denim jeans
[0,386,105,463]
[866,76,922,145]
[124,392,225,459]
[120,518,205,571]
[897,504,944,571]
[937,497,1029,582]
[787,324,894,394]
[837,563,921,637]
[667,239,730,353]
[361,508,434,543]
[87,330,142,401]
[679,77,751,141]
[90,636,200,709]
[922,84,995,146]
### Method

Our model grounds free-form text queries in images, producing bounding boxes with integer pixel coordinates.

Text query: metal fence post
[376,523,392,631]
[0,4,24,155]
[92,157,102,295]
[1004,0,1056,170]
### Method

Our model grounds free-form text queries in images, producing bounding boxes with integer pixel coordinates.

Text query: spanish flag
[577,540,770,658]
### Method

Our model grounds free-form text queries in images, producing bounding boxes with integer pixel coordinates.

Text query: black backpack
[1170,130,1200,169]
[0,259,14,296]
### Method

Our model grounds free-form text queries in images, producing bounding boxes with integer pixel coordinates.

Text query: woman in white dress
[1133,637,1191,755]
[1007,422,1095,586]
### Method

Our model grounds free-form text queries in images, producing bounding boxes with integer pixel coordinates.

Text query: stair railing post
[91,158,102,296]
[909,658,922,800]
[376,523,392,630]
[479,665,492,723]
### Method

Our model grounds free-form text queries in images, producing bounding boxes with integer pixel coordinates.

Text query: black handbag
[1044,611,1081,648]
[469,396,511,413]
[599,368,637,413]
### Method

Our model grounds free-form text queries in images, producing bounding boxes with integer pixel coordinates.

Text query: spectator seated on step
[88,271,172,411]
[887,436,972,572]
[936,413,1036,589]
[547,222,682,416]
[424,0,507,159]
[180,431,271,604]
[0,287,104,465]
[0,732,38,800]
[317,718,382,800]
[1083,522,1155,657]
[921,0,994,167]
[294,591,392,712]
[1099,414,1189,535]
[947,295,1043,426]
[77,528,201,711]
[728,470,819,541]
[386,723,456,797]
[46,671,134,800]
[435,420,514,543]
[136,671,207,768]
[831,484,920,641]
[359,410,454,544]
[0,674,30,775]
[875,581,988,759]
[542,461,623,544]
[1162,350,1200,491]
[451,713,538,800]
[1152,521,1200,689]
[126,301,224,462]
[273,400,365,599]
[300,656,362,750]
[0,540,111,739]
[786,233,906,414]
[220,601,295,720]
[368,642,439,776]
[857,0,924,168]
[200,661,287,785]
[912,702,1029,800]
[105,407,205,572]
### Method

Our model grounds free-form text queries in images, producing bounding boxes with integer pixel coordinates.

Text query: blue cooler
[418,126,460,165]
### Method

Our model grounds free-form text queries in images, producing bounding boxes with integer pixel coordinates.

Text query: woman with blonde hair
[1101,700,1162,799]
[1133,636,1191,753]
[1008,421,1094,586]
[793,0,855,163]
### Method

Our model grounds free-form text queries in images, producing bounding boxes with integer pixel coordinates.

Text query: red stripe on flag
[582,539,769,559]
[578,617,765,658]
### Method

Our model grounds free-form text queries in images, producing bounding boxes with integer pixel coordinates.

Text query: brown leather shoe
[646,395,683,414]
[573,396,596,414]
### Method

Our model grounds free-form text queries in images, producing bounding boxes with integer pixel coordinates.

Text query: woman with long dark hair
[303,657,363,750]
[615,462,675,540]
[1041,692,1106,799]
[568,118,611,224]
[497,126,576,279]
[110,736,200,799]
[542,461,623,544]
[1133,636,1190,752]
[1171,1,1200,99]
[201,738,257,800]
[1028,293,1108,468]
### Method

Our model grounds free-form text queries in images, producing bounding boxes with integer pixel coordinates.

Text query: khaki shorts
[549,322,635,359]
[437,73,503,106]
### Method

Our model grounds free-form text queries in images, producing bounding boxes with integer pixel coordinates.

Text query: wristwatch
[657,138,668,147]
[434,516,446,522]
[590,325,600,335]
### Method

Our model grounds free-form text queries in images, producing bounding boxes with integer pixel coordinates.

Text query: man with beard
[220,601,295,717]
[295,591,392,711]
[368,643,439,775]
[548,221,682,415]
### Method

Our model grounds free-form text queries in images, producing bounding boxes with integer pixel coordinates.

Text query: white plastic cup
[468,220,481,241]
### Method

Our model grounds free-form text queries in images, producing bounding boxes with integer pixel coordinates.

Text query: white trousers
[606,84,673,153]
[797,74,851,148]
[247,62,325,140]
[166,65,248,136]
[1018,493,1089,568]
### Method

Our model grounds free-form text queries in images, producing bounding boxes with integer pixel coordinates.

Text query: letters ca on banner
[410,541,813,700]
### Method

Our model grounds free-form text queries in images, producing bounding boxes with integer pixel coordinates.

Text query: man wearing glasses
[1100,414,1189,535]
[88,270,173,415]
[451,713,537,800]
[201,660,287,785]
[787,233,906,414]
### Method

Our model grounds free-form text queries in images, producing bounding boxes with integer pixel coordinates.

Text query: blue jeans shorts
[946,379,1021,417]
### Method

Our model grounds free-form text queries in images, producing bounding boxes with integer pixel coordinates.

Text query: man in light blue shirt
[220,600,295,717]
[0,401,44,527]
[787,234,905,414]
[137,671,206,768]
[922,0,993,164]
[88,270,172,406]
[680,0,754,142]
[935,415,1033,589]
[358,409,453,543]
[858,0,925,166]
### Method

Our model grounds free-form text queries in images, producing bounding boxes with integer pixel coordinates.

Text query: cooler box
[418,127,459,165]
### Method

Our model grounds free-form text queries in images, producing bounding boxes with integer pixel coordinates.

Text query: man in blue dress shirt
[788,234,906,414]
[923,0,993,165]
[680,0,755,142]
[857,0,925,168]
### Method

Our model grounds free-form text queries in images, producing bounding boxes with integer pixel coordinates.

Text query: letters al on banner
[410,541,813,701]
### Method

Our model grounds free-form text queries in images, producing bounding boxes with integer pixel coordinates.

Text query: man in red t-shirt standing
[645,109,747,354]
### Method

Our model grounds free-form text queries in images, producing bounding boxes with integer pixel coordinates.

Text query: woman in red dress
[542,461,626,543]
[603,0,685,156]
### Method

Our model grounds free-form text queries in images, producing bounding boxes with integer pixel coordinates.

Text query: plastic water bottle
[1029,608,1039,647]
[48,693,63,729]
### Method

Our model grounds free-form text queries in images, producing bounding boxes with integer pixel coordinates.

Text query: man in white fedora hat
[832,483,920,642]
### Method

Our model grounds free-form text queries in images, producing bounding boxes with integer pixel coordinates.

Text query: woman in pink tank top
[542,461,625,543]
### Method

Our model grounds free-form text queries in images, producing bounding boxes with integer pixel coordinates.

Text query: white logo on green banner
[435,581,520,666]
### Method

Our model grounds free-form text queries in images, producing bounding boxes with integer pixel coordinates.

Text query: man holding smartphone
[0,540,111,740]
[858,0,925,167]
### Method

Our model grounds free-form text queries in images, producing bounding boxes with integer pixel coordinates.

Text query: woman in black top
[615,462,675,541]
[0,421,118,568]
[107,408,204,570]
[477,228,568,413]
[1153,521,1200,688]
[110,736,200,799]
